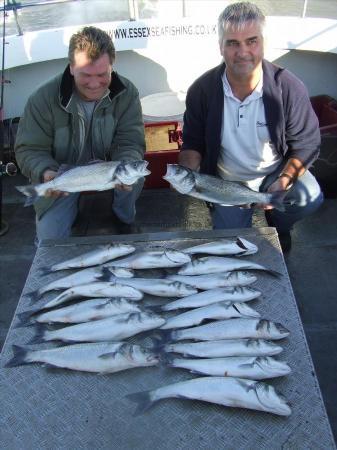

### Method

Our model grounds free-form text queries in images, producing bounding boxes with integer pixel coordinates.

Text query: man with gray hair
[15,26,145,242]
[179,2,323,252]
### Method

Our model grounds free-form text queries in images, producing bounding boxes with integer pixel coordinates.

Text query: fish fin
[56,164,75,176]
[4,345,30,367]
[28,323,46,344]
[97,267,115,282]
[270,191,288,212]
[98,352,118,360]
[15,185,38,206]
[126,391,156,415]
[238,362,256,369]
[25,289,41,306]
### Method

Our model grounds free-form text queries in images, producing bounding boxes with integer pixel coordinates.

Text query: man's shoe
[279,232,292,253]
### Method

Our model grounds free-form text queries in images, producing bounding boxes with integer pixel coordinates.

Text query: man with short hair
[179,2,323,252]
[15,26,145,243]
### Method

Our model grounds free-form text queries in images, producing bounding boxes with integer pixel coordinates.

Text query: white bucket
[140,91,186,123]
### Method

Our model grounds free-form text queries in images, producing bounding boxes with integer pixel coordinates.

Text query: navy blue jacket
[181,60,320,175]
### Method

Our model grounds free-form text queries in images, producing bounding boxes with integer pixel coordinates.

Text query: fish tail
[15,185,38,206]
[25,290,40,306]
[126,391,156,415]
[270,191,288,212]
[28,323,47,344]
[4,345,31,367]
[14,310,37,328]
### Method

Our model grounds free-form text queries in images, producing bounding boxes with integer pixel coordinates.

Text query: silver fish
[162,286,261,311]
[18,298,144,325]
[168,356,291,380]
[183,237,258,256]
[16,160,150,203]
[36,265,134,297]
[163,339,283,358]
[6,342,159,374]
[39,282,143,310]
[166,271,257,290]
[31,312,165,343]
[163,164,286,211]
[164,318,290,342]
[178,256,280,277]
[49,243,136,272]
[107,275,197,297]
[111,249,191,269]
[127,376,291,416]
[160,302,260,329]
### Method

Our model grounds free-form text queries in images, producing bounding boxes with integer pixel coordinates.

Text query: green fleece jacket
[15,66,146,218]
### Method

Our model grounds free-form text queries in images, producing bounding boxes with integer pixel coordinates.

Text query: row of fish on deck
[5,237,291,417]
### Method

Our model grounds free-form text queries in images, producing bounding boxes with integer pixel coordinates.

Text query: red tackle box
[144,121,182,189]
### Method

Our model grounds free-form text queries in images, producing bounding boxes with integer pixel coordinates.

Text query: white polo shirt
[217,71,282,191]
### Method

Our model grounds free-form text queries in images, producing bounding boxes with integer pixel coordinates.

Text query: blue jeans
[35,178,144,244]
[211,169,324,233]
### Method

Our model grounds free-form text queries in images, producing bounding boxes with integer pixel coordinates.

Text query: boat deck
[0,173,337,445]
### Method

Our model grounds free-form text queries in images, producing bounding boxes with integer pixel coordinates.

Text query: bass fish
[182,237,258,256]
[162,286,261,311]
[5,342,159,374]
[48,243,135,272]
[16,160,150,205]
[36,282,143,310]
[167,356,291,380]
[110,249,191,269]
[163,164,286,210]
[127,376,291,416]
[162,339,283,358]
[106,274,197,297]
[30,312,165,343]
[17,298,144,325]
[161,318,290,342]
[33,265,134,297]
[166,271,257,290]
[160,301,260,329]
[178,256,281,277]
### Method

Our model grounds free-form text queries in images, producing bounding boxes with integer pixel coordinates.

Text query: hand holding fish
[113,183,133,192]
[42,169,69,198]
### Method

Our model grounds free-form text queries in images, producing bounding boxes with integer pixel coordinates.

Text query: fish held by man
[16,160,151,206]
[5,342,159,374]
[163,164,287,211]
[127,376,291,416]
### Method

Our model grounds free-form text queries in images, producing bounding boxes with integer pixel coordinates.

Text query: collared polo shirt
[217,70,282,191]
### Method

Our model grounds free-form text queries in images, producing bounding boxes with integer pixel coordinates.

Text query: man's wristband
[277,172,295,189]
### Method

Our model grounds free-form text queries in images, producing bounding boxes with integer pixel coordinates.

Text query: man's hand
[114,183,133,192]
[42,169,68,198]
[256,177,290,211]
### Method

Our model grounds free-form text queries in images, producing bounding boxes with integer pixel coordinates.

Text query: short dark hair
[218,2,266,44]
[68,26,115,65]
